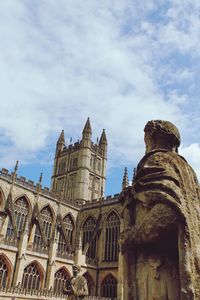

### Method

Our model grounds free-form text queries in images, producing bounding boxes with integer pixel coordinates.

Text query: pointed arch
[13,194,32,213]
[53,267,70,294]
[40,204,55,221]
[40,205,54,242]
[0,187,5,209]
[22,260,44,291]
[81,214,96,229]
[6,195,30,239]
[13,196,30,236]
[101,273,117,299]
[83,271,95,296]
[103,209,121,225]
[57,213,75,256]
[0,253,13,288]
[82,216,97,261]
[104,211,120,261]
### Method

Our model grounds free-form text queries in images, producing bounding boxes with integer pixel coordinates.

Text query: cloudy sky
[1,0,200,195]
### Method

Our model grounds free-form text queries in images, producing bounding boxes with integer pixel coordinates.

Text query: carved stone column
[28,223,36,247]
[13,227,29,285]
[45,232,58,289]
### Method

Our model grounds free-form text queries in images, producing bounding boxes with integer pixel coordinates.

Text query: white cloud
[180,144,200,180]
[0,0,200,180]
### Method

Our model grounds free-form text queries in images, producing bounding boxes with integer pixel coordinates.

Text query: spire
[57,130,65,145]
[99,129,107,158]
[56,130,65,155]
[82,117,92,135]
[122,167,129,190]
[99,129,107,145]
[82,118,92,147]
[132,167,136,185]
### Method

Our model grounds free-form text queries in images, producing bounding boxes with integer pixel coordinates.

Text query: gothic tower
[51,118,107,205]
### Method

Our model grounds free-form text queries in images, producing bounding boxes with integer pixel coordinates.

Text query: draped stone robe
[122,149,200,300]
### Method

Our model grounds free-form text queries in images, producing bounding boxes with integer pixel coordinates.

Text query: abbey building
[0,118,124,300]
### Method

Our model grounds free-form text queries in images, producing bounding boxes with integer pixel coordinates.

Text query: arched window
[64,214,74,246]
[57,214,74,255]
[14,197,29,235]
[104,212,120,261]
[0,256,9,288]
[33,206,53,250]
[22,262,42,291]
[54,268,69,294]
[41,206,53,242]
[101,274,117,299]
[83,272,94,296]
[82,216,96,260]
[6,196,29,238]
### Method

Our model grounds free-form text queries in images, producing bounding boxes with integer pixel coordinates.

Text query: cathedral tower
[51,118,107,205]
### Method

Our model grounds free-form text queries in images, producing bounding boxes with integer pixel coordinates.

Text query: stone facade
[0,119,122,300]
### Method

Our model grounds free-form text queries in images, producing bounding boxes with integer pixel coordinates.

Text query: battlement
[60,140,101,156]
[0,168,80,208]
[82,193,120,209]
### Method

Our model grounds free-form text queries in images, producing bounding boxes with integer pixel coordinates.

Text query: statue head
[144,120,180,154]
[72,264,81,276]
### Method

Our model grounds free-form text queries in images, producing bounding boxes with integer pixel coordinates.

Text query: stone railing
[0,285,117,300]
[31,243,49,255]
[56,249,74,260]
[0,169,80,208]
[4,235,19,247]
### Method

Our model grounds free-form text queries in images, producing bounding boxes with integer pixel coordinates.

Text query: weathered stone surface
[120,120,200,300]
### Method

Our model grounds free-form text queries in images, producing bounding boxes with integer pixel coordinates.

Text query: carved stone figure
[64,264,88,300]
[120,120,200,300]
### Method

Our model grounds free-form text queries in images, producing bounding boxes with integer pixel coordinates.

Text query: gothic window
[101,274,117,299]
[33,206,53,248]
[22,262,42,291]
[70,157,78,170]
[41,206,53,242]
[6,196,29,238]
[14,197,29,235]
[104,212,120,261]
[64,214,74,245]
[6,216,14,238]
[57,214,74,254]
[53,268,69,294]
[59,160,66,173]
[0,256,9,288]
[82,216,96,260]
[56,177,65,193]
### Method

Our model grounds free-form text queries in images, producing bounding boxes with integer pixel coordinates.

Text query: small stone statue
[64,264,88,300]
[120,120,200,300]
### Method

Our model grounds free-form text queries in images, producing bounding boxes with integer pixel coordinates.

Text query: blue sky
[1,0,200,195]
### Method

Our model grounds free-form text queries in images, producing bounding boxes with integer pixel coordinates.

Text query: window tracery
[101,274,117,299]
[0,256,9,288]
[104,212,120,261]
[54,268,69,294]
[57,214,74,255]
[6,196,29,238]
[82,216,96,260]
[21,262,41,291]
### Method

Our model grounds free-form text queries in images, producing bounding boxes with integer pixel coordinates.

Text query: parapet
[0,168,79,209]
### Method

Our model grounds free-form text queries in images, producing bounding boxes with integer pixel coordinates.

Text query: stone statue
[64,264,88,299]
[120,120,200,300]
